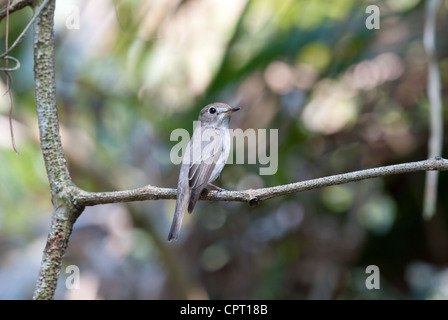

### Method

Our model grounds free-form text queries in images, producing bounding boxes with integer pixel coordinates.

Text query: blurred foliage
[1,0,448,300]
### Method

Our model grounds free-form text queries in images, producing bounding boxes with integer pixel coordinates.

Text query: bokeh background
[1,0,448,299]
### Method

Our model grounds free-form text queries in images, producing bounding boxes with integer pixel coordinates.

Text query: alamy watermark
[170,122,278,176]
[365,265,380,290]
[65,265,80,290]
[365,5,380,30]
[65,5,80,30]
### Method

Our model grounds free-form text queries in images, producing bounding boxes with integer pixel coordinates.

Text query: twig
[0,0,51,60]
[4,0,19,154]
[74,158,448,207]
[422,0,442,220]
[0,0,32,23]
[2,0,49,155]
[0,55,20,71]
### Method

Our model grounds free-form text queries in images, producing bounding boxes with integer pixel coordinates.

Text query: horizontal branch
[74,157,448,207]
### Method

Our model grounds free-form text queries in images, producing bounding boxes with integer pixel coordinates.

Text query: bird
[168,102,240,241]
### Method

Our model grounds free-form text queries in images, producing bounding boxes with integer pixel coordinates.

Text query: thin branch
[4,0,19,154]
[1,0,48,156]
[74,157,448,207]
[0,0,32,23]
[0,0,50,60]
[422,0,442,220]
[0,55,20,71]
[1,0,51,158]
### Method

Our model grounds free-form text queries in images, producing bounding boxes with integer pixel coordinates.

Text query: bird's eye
[209,107,217,114]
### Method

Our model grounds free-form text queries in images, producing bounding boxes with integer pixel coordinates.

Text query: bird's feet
[207,183,226,192]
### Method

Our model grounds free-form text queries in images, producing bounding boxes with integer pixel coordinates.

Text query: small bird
[168,102,240,241]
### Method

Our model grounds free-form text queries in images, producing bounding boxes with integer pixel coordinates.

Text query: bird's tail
[168,209,183,241]
[168,188,189,241]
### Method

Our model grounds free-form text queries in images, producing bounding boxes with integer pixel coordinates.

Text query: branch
[422,0,443,220]
[0,0,49,61]
[0,0,32,23]
[32,0,72,195]
[32,0,83,300]
[74,157,448,207]
[1,0,49,156]
[3,0,20,155]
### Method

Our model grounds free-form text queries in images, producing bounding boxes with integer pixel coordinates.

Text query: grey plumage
[168,103,239,241]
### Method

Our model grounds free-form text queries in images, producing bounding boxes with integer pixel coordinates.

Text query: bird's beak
[222,107,240,114]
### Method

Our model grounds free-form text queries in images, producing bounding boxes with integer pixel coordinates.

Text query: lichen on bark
[32,0,84,300]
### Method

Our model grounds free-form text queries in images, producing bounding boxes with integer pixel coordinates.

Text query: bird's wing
[187,127,223,213]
